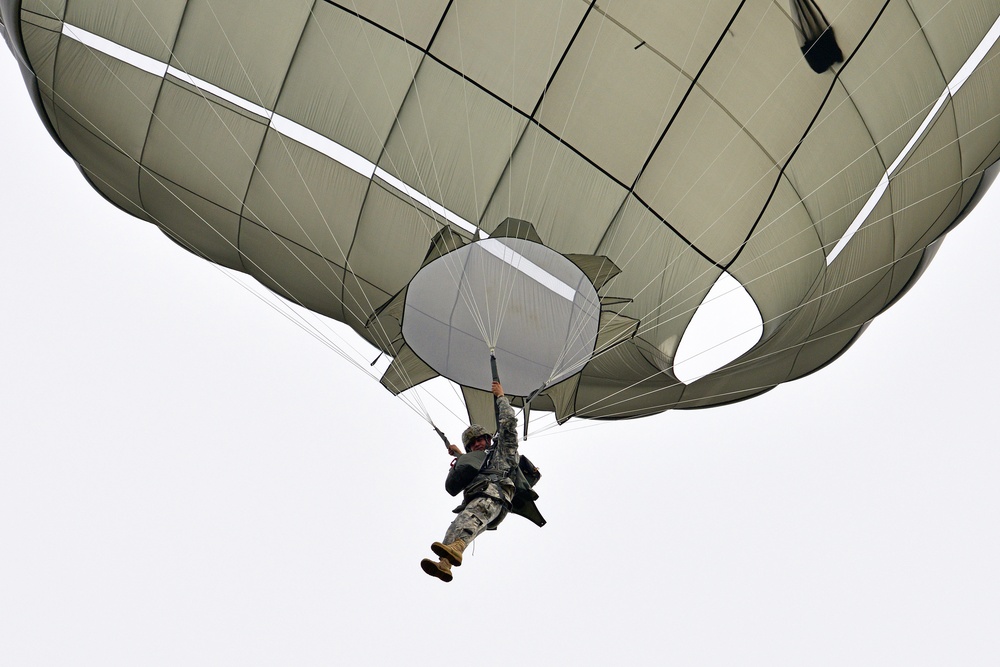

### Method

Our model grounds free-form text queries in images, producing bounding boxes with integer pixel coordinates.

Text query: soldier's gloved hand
[447,444,463,457]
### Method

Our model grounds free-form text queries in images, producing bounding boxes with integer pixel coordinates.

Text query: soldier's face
[469,435,491,451]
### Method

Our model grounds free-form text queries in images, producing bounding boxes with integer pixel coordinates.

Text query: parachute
[3,1,999,431]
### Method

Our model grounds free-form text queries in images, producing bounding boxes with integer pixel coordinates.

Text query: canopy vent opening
[673,272,763,385]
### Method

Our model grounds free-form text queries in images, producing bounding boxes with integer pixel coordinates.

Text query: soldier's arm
[491,381,518,448]
[497,395,516,429]
[496,401,517,445]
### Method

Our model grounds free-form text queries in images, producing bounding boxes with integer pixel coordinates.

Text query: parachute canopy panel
[5,0,1000,421]
[402,238,602,397]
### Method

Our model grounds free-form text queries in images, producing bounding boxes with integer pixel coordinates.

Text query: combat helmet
[461,424,490,452]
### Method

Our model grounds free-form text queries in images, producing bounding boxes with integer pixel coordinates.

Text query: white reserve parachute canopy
[3,0,1000,430]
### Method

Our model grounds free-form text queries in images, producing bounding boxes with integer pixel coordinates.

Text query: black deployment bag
[511,456,545,527]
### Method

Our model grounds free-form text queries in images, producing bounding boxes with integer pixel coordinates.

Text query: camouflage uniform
[442,394,519,545]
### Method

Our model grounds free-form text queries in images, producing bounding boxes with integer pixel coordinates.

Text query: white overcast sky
[2,46,999,667]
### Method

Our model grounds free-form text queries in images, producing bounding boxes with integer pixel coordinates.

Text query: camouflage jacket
[445,395,545,527]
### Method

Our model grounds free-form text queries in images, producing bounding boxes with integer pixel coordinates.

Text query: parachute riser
[522,383,546,441]
[490,352,501,446]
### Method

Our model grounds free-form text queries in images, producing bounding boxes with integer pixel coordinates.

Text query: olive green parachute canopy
[3,0,1000,423]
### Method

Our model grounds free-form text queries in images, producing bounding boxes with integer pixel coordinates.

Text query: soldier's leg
[423,497,504,579]
[442,496,504,546]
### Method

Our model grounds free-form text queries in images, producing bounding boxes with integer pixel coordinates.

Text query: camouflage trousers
[443,495,508,545]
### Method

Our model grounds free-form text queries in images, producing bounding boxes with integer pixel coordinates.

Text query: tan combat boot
[430,538,467,566]
[420,557,453,582]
